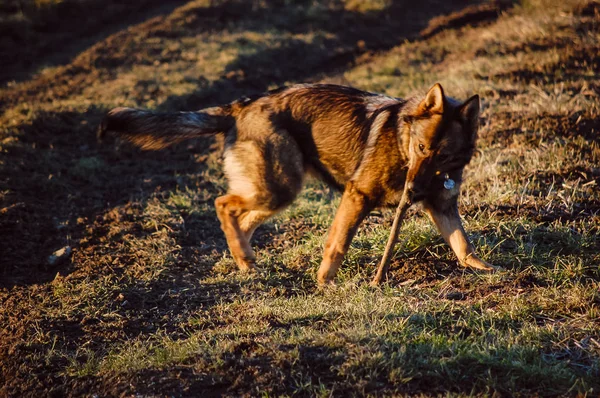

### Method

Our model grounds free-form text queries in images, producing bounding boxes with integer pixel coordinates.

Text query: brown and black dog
[99,83,498,285]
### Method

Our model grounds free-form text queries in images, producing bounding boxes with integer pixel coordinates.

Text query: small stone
[47,246,72,265]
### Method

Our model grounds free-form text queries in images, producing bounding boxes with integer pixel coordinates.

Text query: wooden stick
[370,193,411,286]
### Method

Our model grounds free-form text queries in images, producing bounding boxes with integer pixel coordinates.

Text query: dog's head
[402,83,480,203]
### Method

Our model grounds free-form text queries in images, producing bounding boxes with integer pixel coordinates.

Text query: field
[1,0,599,396]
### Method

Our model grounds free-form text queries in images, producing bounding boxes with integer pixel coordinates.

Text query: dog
[99,83,499,285]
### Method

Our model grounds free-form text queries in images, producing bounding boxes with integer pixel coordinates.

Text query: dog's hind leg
[217,133,304,272]
[239,210,276,242]
[215,195,258,271]
[214,197,281,271]
[317,183,373,285]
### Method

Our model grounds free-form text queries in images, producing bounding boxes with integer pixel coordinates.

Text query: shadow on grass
[0,0,190,84]
[0,107,220,287]
[59,327,600,396]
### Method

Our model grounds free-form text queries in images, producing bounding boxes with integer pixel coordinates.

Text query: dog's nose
[406,182,426,202]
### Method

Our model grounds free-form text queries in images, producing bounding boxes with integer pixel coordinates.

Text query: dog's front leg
[424,199,498,272]
[317,184,372,285]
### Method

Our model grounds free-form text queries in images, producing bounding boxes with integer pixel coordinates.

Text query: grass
[85,282,597,395]
[1,0,599,396]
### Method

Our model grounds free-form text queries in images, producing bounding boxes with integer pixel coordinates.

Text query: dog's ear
[458,94,480,140]
[417,83,445,115]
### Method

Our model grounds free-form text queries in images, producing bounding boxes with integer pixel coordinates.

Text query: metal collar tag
[444,173,455,190]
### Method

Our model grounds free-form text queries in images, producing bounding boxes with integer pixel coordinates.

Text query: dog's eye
[418,143,425,153]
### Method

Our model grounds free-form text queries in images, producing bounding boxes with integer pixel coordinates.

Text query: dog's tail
[97,105,234,150]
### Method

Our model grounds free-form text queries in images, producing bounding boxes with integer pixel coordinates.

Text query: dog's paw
[235,257,257,273]
[369,277,388,287]
[316,266,338,287]
[316,278,337,290]
[461,255,504,272]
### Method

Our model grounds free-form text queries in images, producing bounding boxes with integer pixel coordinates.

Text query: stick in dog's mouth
[371,189,413,286]
[371,171,462,284]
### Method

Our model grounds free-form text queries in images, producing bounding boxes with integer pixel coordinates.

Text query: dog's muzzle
[405,182,426,203]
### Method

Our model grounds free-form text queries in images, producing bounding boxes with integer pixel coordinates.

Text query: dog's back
[230,84,406,190]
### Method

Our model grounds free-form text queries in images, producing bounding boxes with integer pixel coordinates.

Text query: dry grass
[1,0,599,396]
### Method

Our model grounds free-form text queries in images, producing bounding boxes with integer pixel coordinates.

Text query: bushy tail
[98,105,234,150]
